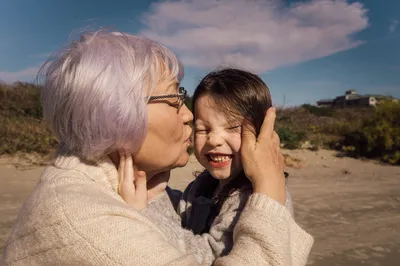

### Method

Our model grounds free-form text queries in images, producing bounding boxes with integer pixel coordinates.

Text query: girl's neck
[213,179,230,197]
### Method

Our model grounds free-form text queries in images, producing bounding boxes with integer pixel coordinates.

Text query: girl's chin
[207,170,232,180]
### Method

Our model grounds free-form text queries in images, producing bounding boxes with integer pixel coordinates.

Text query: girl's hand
[118,153,148,210]
[241,107,286,205]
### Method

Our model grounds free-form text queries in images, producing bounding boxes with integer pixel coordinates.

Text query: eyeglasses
[147,86,187,113]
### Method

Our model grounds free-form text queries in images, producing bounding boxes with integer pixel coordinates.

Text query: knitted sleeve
[214,193,314,266]
[285,185,295,217]
[174,181,294,232]
[141,187,224,265]
[142,191,313,266]
[141,183,304,266]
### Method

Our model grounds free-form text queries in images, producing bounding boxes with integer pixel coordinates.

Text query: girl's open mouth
[207,153,233,168]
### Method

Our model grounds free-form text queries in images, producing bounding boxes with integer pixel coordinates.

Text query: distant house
[316,90,397,107]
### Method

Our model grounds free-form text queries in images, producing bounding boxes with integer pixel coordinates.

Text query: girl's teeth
[209,155,231,162]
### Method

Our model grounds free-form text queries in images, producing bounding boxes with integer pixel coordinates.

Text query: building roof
[317,91,396,104]
[317,99,334,103]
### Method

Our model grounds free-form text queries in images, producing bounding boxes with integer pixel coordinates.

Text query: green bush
[0,116,57,155]
[0,82,42,119]
[1,81,399,166]
[301,104,334,117]
[339,101,400,164]
[184,95,193,111]
[276,127,306,149]
[0,83,57,155]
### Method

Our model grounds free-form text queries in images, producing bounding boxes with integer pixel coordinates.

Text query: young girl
[120,68,303,265]
[176,68,293,238]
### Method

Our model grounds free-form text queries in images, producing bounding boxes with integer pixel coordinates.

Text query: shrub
[0,82,42,119]
[301,104,334,117]
[184,95,193,111]
[276,127,307,149]
[0,116,57,155]
[0,83,57,156]
[339,101,400,164]
[1,81,399,166]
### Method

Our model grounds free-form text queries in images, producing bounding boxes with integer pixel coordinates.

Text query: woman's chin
[171,152,190,169]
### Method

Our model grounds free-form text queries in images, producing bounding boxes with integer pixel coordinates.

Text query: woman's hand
[118,153,148,210]
[241,107,286,205]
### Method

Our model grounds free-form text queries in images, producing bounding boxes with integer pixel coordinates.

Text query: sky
[0,0,399,106]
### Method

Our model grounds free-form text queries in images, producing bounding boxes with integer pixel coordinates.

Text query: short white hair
[39,29,183,159]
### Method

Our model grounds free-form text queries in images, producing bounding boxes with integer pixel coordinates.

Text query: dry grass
[1,82,398,164]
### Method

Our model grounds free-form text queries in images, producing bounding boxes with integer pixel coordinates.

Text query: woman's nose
[180,104,193,123]
[207,132,224,147]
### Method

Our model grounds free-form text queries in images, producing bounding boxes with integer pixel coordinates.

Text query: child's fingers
[124,153,135,193]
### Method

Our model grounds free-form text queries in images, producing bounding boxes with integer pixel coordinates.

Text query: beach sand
[1,149,399,265]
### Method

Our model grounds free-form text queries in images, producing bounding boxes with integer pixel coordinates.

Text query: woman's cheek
[170,118,184,142]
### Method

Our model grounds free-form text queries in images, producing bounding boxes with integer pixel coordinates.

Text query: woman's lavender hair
[38,29,183,159]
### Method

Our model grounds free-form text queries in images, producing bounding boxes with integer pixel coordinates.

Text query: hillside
[1,82,399,165]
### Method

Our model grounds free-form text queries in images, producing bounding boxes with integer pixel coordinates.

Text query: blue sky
[0,0,399,106]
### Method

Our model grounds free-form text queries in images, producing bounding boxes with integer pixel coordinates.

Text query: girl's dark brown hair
[192,68,273,231]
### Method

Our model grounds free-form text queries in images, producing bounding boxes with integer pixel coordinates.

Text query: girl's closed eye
[226,125,241,133]
[195,128,209,134]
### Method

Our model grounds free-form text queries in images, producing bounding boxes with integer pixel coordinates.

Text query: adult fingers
[273,132,283,166]
[272,131,281,147]
[118,153,126,194]
[134,171,148,207]
[258,107,276,142]
[124,154,135,193]
[241,118,256,155]
[135,171,147,191]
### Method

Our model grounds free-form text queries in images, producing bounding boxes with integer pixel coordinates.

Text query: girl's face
[194,94,243,184]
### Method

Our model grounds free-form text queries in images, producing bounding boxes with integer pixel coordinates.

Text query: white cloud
[389,19,399,33]
[0,66,40,84]
[140,0,368,73]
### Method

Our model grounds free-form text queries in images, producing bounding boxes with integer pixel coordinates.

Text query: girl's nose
[207,132,224,147]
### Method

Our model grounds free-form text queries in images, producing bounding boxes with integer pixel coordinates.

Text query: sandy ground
[1,149,399,265]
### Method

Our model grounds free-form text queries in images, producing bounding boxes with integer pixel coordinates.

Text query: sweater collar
[52,147,119,193]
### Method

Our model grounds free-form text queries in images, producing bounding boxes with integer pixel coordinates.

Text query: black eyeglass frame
[147,87,187,112]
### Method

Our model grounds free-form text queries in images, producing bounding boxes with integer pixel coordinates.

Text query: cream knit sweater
[2,153,314,266]
[141,174,300,265]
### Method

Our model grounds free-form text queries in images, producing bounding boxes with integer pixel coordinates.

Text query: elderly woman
[3,30,313,266]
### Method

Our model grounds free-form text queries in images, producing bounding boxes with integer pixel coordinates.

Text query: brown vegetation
[1,82,399,165]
